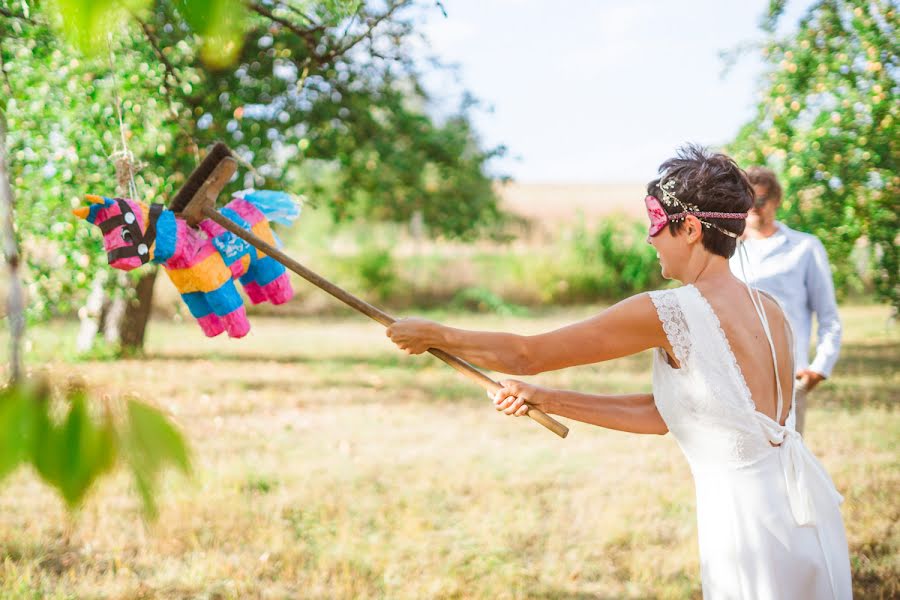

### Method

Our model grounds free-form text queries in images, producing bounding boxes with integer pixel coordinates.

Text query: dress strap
[737,242,784,422]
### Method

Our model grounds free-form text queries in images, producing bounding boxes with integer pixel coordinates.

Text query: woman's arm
[492,379,668,435]
[387,293,667,375]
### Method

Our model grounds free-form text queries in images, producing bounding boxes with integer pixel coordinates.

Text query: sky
[418,0,807,183]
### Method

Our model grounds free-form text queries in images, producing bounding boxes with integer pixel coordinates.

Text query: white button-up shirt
[730,222,842,377]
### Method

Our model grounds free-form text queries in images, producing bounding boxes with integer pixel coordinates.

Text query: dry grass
[1,304,897,599]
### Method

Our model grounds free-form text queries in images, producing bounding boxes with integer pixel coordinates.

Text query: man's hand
[796,369,826,392]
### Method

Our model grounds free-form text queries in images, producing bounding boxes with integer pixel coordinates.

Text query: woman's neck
[745,221,779,239]
[680,252,733,287]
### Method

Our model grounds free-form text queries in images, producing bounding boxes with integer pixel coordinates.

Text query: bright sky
[419,1,805,183]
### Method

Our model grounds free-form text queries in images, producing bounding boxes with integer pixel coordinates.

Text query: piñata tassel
[238,190,301,225]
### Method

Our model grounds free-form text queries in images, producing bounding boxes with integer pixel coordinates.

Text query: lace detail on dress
[648,289,691,366]
[684,284,757,415]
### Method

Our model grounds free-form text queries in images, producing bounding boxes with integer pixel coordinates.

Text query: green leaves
[29,385,118,507]
[0,377,190,516]
[123,398,191,518]
[174,0,248,69]
[761,0,788,33]
[38,0,362,69]
[42,0,364,68]
[47,0,150,54]
[45,0,250,68]
[0,381,45,481]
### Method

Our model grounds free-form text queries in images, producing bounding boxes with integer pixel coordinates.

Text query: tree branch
[245,1,320,53]
[276,1,324,31]
[248,0,410,71]
[135,16,181,90]
[321,1,411,64]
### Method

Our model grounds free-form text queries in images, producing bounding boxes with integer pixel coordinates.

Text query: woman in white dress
[386,145,852,599]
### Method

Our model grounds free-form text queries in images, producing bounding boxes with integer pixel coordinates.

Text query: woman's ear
[684,215,703,244]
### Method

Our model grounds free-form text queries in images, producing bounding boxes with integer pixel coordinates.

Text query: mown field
[0,303,897,599]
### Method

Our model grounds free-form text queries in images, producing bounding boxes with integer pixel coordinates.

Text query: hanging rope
[106,34,141,199]
[232,150,265,187]
[104,32,269,196]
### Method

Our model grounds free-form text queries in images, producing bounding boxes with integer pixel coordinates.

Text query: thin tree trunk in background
[103,271,127,344]
[0,108,24,381]
[119,270,156,352]
[76,270,107,352]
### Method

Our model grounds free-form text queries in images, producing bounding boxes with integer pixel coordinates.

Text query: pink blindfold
[645,195,671,237]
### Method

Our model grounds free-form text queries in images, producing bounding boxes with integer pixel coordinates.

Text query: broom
[169,143,569,439]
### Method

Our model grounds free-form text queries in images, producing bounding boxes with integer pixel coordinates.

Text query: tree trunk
[118,269,158,353]
[0,107,25,381]
[102,271,129,344]
[76,270,107,353]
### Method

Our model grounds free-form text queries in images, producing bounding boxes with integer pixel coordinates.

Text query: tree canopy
[1,0,505,326]
[730,0,898,308]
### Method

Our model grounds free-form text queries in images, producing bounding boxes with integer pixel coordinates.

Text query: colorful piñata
[73,190,300,338]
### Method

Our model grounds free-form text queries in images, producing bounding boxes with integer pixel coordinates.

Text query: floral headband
[645,177,748,238]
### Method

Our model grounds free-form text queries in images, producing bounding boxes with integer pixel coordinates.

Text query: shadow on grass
[1,537,113,578]
[851,532,900,599]
[141,351,427,371]
[135,350,651,374]
[836,342,900,377]
[523,592,626,600]
[812,341,900,411]
[244,377,484,405]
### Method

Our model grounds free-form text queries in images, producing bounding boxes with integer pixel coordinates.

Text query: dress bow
[755,414,844,527]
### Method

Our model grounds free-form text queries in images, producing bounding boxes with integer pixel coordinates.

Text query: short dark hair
[745,166,783,204]
[646,144,753,258]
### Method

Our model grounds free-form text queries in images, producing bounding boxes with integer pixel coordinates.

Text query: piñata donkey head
[73,195,161,271]
[74,191,299,338]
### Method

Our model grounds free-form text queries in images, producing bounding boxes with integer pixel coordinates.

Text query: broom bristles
[169,142,233,213]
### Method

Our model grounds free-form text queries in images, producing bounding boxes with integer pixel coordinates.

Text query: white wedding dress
[649,284,852,599]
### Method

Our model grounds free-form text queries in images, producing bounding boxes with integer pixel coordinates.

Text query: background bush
[536,218,664,304]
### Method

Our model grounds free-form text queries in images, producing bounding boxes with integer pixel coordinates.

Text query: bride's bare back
[692,281,795,425]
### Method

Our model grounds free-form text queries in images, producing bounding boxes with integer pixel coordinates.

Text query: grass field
[1,303,897,599]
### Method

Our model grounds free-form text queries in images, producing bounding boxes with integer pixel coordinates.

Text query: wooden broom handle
[199,206,569,439]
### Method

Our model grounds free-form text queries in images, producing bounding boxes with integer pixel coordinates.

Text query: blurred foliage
[123,398,191,517]
[268,215,665,312]
[729,0,898,309]
[0,0,505,327]
[450,286,527,316]
[43,0,361,68]
[538,218,664,304]
[342,243,397,302]
[0,376,189,516]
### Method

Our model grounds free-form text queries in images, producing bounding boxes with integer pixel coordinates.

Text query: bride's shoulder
[648,284,709,306]
[646,286,686,301]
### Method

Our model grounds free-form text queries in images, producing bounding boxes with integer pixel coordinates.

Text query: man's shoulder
[777,223,825,250]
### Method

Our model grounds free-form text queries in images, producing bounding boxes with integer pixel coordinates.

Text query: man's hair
[745,165,783,204]
[646,144,753,258]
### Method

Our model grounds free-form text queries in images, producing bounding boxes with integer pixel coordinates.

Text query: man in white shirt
[730,167,842,434]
